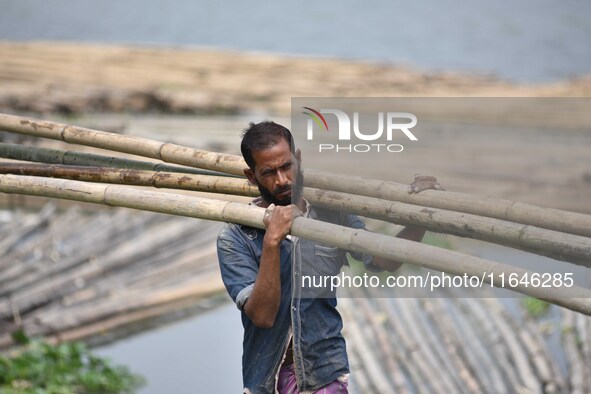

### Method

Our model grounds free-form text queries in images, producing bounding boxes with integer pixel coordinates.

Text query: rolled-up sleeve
[217,224,259,310]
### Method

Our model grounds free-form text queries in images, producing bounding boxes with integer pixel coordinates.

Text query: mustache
[274,185,291,195]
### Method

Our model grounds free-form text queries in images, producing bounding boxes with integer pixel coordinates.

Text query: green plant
[0,331,145,394]
[522,297,551,318]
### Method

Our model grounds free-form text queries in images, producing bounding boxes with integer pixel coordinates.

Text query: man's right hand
[263,204,299,245]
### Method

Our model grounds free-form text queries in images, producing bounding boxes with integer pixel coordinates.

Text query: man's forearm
[243,239,282,328]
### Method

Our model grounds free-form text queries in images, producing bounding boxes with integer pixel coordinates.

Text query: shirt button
[292,306,297,311]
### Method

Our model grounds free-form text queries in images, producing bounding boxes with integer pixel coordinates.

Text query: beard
[257,167,304,206]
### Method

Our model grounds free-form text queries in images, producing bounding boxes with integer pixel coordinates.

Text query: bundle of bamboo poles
[0,113,590,314]
[2,113,591,392]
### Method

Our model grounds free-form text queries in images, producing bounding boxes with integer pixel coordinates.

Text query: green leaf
[10,330,30,345]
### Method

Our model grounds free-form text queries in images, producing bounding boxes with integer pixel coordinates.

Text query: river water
[1,0,590,82]
[94,302,244,393]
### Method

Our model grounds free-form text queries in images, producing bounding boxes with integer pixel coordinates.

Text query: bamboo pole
[338,299,385,394]
[1,113,590,238]
[0,162,259,196]
[0,208,98,290]
[403,298,468,392]
[435,297,503,392]
[0,113,246,175]
[0,206,225,349]
[389,298,459,393]
[518,322,562,392]
[354,294,432,393]
[306,186,591,267]
[450,297,511,393]
[422,298,482,393]
[457,297,523,389]
[339,297,398,393]
[482,298,540,392]
[2,162,589,266]
[562,309,586,394]
[0,275,224,349]
[0,219,199,318]
[1,174,591,316]
[0,142,237,177]
[575,313,591,392]
[0,210,153,296]
[304,169,591,239]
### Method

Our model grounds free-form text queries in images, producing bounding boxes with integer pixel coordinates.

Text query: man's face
[244,138,303,206]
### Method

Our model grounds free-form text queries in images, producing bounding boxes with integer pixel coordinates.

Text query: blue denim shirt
[217,205,376,393]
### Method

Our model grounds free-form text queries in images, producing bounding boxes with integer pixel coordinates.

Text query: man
[217,121,441,394]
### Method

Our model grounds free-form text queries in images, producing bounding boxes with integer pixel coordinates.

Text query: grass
[521,297,551,318]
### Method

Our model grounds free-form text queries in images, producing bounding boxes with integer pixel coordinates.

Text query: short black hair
[241,121,295,169]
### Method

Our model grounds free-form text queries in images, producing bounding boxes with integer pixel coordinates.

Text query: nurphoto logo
[302,106,418,153]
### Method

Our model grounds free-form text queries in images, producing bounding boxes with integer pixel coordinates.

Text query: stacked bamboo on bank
[0,204,225,348]
[340,289,591,394]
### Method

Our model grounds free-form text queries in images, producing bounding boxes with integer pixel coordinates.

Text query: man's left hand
[408,174,444,194]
